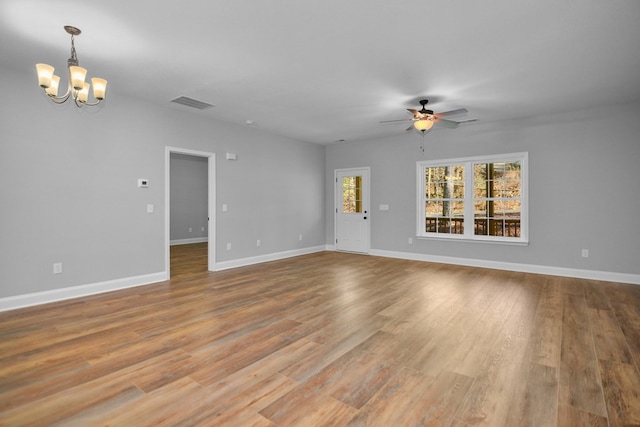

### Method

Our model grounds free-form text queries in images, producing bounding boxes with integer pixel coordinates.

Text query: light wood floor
[1,243,639,426]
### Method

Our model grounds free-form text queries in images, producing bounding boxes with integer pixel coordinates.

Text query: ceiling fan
[380,99,477,133]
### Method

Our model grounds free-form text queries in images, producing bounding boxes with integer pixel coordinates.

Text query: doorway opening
[165,147,216,278]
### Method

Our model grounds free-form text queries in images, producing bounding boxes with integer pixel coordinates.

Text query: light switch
[379,204,389,211]
[147,204,154,213]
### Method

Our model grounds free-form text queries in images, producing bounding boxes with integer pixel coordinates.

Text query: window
[417,152,528,243]
[342,176,363,213]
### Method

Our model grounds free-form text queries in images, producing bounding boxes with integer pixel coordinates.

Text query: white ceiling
[2,0,639,144]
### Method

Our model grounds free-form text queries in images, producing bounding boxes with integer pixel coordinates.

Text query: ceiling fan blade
[405,124,415,132]
[455,118,479,125]
[435,108,468,118]
[436,118,460,128]
[379,118,415,124]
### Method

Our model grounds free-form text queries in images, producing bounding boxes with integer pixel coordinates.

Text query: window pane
[492,162,507,178]
[453,182,464,197]
[426,182,437,198]
[474,185,487,198]
[342,176,362,213]
[474,200,487,217]
[426,201,442,216]
[474,163,487,180]
[474,218,488,235]
[424,165,464,235]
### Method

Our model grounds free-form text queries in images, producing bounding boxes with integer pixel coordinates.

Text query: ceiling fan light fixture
[414,119,434,132]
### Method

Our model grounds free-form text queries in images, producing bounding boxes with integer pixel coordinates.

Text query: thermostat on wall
[138,179,149,188]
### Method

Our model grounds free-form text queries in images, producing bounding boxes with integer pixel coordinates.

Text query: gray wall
[0,67,325,299]
[170,153,208,242]
[325,102,640,277]
[1,65,638,302]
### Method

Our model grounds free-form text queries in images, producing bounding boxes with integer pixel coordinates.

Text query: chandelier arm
[47,89,72,104]
[80,99,103,107]
[46,84,72,103]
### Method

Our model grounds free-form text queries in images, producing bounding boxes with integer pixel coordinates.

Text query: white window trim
[416,152,528,244]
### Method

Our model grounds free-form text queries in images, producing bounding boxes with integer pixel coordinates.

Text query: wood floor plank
[528,275,564,368]
[452,290,539,426]
[0,372,144,426]
[290,396,359,427]
[260,331,399,424]
[607,299,640,368]
[345,367,439,426]
[1,245,638,426]
[588,307,634,363]
[173,374,297,427]
[84,376,207,427]
[599,360,640,426]
[557,404,609,427]
[504,362,559,427]
[278,314,390,383]
[558,293,608,417]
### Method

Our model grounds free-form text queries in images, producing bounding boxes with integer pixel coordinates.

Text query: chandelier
[35,26,107,107]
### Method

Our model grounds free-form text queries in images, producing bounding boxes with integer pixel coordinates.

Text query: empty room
[1,1,639,426]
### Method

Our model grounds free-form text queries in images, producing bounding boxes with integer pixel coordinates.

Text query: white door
[335,168,370,253]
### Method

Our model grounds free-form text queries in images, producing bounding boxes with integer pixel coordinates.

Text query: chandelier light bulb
[46,75,61,97]
[78,82,90,103]
[91,77,107,100]
[35,63,54,88]
[69,66,87,91]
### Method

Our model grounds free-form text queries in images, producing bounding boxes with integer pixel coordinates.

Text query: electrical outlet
[299,234,303,241]
[188,227,192,233]
[226,243,232,251]
[147,204,154,213]
[408,237,413,244]
[53,263,62,274]
[201,227,205,232]
[256,239,261,247]
[581,249,589,258]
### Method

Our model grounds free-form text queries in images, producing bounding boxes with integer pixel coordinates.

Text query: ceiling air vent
[170,96,214,110]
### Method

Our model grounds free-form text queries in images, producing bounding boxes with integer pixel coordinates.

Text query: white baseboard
[369,249,640,285]
[216,245,327,271]
[3,246,636,313]
[170,237,208,246]
[0,271,168,313]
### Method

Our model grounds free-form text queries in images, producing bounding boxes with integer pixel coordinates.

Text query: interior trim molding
[216,245,327,271]
[370,249,640,285]
[4,245,635,313]
[0,271,168,313]
[170,237,209,246]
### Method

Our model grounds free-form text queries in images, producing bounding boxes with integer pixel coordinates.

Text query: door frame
[165,146,216,276]
[334,166,371,254]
